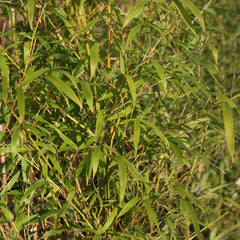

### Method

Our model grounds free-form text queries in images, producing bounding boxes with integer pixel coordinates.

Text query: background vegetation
[0,0,239,239]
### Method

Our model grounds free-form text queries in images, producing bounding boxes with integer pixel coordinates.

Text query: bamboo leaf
[183,199,203,240]
[46,74,83,109]
[81,81,94,112]
[17,88,25,122]
[91,145,101,178]
[178,0,205,31]
[151,59,167,93]
[24,41,31,66]
[51,126,78,150]
[123,0,148,28]
[141,120,169,147]
[172,0,197,36]
[143,198,159,231]
[125,74,136,102]
[20,179,47,206]
[223,103,235,156]
[48,154,63,175]
[126,24,142,46]
[116,157,127,202]
[118,197,142,217]
[100,207,118,234]
[0,171,20,196]
[27,0,35,29]
[90,42,99,79]
[95,109,105,142]
[134,118,140,156]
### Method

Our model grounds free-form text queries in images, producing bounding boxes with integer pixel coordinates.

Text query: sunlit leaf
[46,74,83,109]
[100,207,118,234]
[90,42,99,79]
[123,0,148,28]
[223,103,235,156]
[17,88,25,122]
[118,197,142,217]
[27,0,35,29]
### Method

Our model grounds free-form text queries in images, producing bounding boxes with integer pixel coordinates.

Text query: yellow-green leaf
[134,118,140,156]
[151,59,167,93]
[46,74,83,109]
[100,207,118,234]
[123,0,148,28]
[81,81,94,112]
[17,88,25,122]
[178,0,205,31]
[223,103,235,156]
[172,0,197,37]
[125,74,136,102]
[118,197,142,217]
[90,42,99,79]
[27,0,35,29]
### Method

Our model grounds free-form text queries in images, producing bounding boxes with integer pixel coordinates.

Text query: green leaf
[151,59,167,93]
[27,0,35,29]
[123,0,148,28]
[120,51,125,74]
[24,41,31,66]
[172,0,197,37]
[180,198,190,225]
[11,125,20,158]
[41,229,67,238]
[81,81,94,112]
[91,145,101,179]
[0,171,20,196]
[116,157,127,202]
[20,179,47,206]
[143,198,159,231]
[133,118,140,156]
[49,154,63,175]
[90,42,99,79]
[95,109,105,142]
[223,103,235,156]
[0,198,14,221]
[178,0,205,31]
[125,74,136,102]
[100,207,118,234]
[118,197,142,217]
[17,88,25,122]
[21,67,50,88]
[170,142,182,164]
[141,120,169,147]
[51,126,78,150]
[182,199,203,240]
[46,74,83,109]
[126,24,142,46]
[120,156,147,183]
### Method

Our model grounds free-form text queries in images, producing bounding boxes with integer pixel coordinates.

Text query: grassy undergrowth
[0,0,240,239]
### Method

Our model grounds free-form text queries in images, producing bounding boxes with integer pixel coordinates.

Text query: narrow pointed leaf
[0,171,20,196]
[27,0,35,29]
[143,198,159,231]
[90,42,99,78]
[151,59,167,93]
[123,0,148,28]
[178,0,205,31]
[95,109,105,142]
[100,207,118,234]
[172,0,197,36]
[125,74,136,102]
[46,74,83,109]
[118,197,142,217]
[184,199,203,240]
[81,81,94,112]
[116,158,127,202]
[142,120,169,146]
[91,145,101,178]
[126,24,142,46]
[223,103,235,156]
[17,88,25,122]
[134,118,140,155]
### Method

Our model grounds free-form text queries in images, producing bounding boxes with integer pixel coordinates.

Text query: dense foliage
[0,0,239,239]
